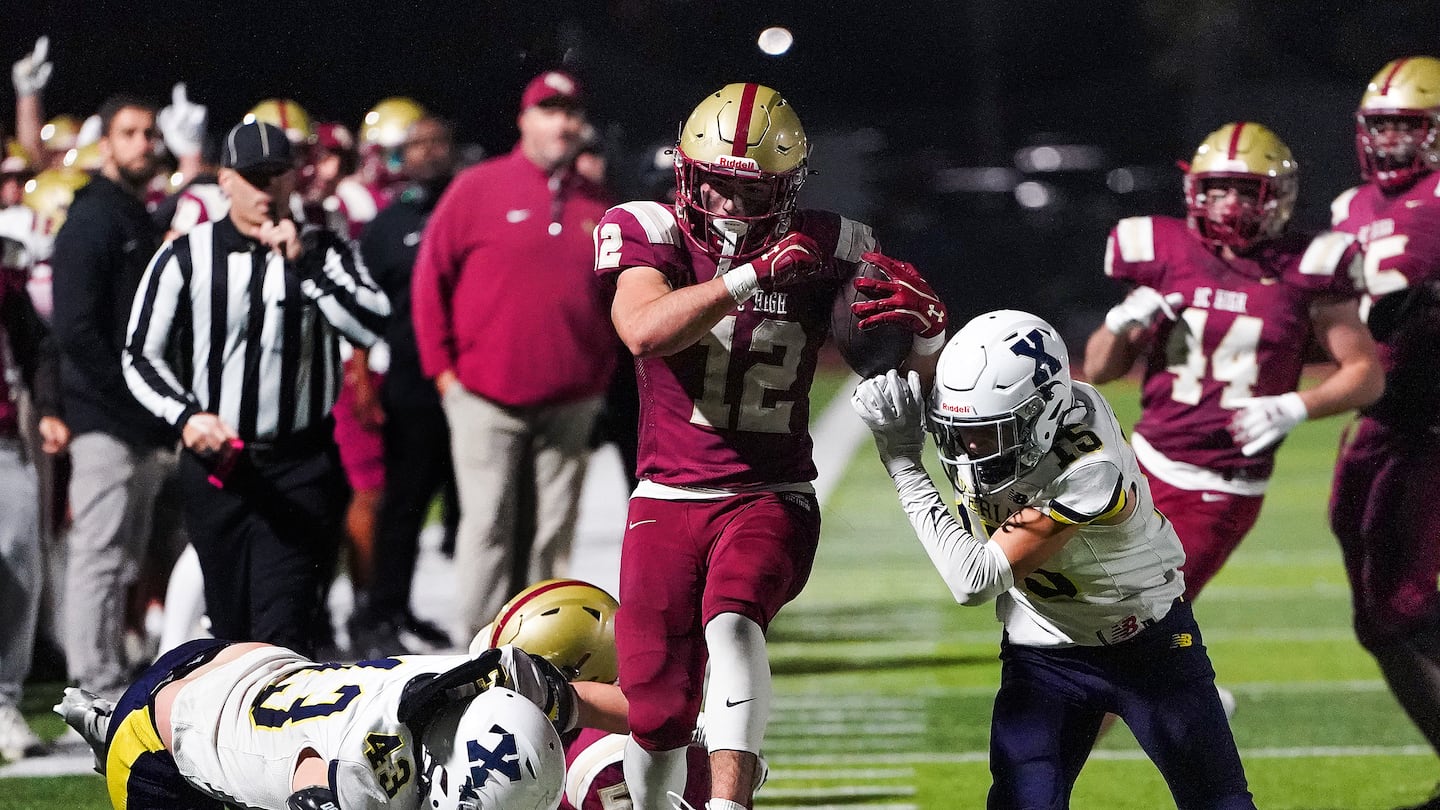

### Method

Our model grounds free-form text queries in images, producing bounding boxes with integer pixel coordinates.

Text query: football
[830,259,913,377]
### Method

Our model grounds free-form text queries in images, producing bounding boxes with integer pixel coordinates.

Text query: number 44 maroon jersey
[1104,215,1361,482]
[594,201,873,490]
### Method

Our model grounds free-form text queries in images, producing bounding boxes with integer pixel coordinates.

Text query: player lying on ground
[55,638,626,810]
[852,309,1255,809]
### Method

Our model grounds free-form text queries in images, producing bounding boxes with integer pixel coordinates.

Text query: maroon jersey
[1105,215,1359,479]
[561,729,710,810]
[594,201,873,489]
[1330,171,1440,428]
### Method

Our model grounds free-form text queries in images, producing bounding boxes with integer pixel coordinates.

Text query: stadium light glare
[758,27,794,56]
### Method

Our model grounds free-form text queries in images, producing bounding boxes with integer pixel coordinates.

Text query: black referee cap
[222,120,292,172]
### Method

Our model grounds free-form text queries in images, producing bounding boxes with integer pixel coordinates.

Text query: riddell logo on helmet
[715,155,759,172]
[940,403,976,414]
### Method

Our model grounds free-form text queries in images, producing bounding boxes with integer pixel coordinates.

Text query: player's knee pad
[703,612,770,754]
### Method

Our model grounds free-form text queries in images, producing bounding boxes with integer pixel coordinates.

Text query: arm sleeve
[50,204,130,399]
[122,244,200,428]
[889,462,1014,606]
[297,230,391,348]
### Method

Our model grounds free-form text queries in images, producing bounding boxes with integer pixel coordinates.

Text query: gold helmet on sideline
[40,114,82,154]
[360,96,427,150]
[24,167,90,238]
[1182,122,1297,252]
[1354,56,1440,190]
[470,579,619,683]
[244,98,315,146]
[674,82,809,261]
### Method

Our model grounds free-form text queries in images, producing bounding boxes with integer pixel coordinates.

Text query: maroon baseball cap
[521,70,584,112]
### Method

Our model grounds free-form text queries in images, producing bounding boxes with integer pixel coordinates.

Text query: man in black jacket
[349,115,459,657]
[50,94,175,700]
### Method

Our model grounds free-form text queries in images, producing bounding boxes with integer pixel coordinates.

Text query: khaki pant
[63,432,175,698]
[443,384,602,640]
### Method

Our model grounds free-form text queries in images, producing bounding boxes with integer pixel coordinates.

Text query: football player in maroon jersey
[1327,57,1440,805]
[595,83,946,810]
[1085,122,1381,602]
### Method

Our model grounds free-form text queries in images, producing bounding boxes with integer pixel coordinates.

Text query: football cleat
[52,687,114,773]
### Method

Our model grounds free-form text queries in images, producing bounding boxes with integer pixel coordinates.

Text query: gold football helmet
[674,83,809,260]
[1355,56,1440,190]
[470,579,619,683]
[1183,122,1297,251]
[360,97,427,150]
[40,115,81,154]
[243,98,315,146]
[23,167,91,238]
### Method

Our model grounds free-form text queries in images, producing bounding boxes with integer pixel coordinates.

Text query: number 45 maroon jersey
[594,201,872,489]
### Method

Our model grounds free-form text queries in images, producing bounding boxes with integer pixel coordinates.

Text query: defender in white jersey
[55,638,628,810]
[852,310,1253,809]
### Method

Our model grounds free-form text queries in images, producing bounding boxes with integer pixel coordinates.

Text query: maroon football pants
[616,491,820,751]
[1330,417,1440,647]
[1139,463,1264,601]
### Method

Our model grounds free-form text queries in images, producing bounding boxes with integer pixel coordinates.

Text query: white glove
[1228,392,1308,457]
[157,82,207,159]
[12,36,52,97]
[1104,285,1184,334]
[851,369,926,476]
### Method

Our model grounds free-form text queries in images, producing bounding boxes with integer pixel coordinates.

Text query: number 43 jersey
[169,645,482,810]
[594,201,872,490]
[1104,215,1359,482]
[958,383,1186,647]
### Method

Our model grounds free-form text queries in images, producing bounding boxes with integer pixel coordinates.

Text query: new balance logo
[1171,633,1194,649]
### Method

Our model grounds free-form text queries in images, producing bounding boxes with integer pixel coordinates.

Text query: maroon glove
[750,231,822,288]
[850,251,948,339]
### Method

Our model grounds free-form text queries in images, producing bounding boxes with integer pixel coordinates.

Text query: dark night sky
[6,1,1440,334]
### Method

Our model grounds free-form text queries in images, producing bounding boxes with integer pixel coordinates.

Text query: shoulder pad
[607,201,681,246]
[1111,216,1156,267]
[1330,187,1362,226]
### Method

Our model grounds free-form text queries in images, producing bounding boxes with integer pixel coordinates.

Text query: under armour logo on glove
[850,251,948,339]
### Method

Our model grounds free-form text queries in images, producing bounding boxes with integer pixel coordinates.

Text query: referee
[122,120,391,655]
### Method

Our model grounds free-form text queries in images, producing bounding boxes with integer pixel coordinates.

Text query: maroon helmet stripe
[731,83,760,156]
[1381,58,1410,96]
[277,102,290,131]
[488,578,586,647]
[1227,122,1245,159]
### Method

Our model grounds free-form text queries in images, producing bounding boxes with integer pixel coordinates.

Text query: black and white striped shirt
[123,216,391,443]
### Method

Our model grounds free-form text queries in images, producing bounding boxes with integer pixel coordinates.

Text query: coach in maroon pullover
[411,70,616,638]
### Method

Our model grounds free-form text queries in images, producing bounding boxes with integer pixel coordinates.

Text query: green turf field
[6,376,1438,808]
[760,377,1438,810]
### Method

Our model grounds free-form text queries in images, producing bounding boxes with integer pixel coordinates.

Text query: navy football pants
[988,600,1253,810]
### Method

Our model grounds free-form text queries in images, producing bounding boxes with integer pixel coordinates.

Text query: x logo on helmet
[1009,329,1061,386]
[466,726,522,790]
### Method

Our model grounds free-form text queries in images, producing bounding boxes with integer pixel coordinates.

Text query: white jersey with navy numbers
[168,645,517,810]
[957,382,1186,648]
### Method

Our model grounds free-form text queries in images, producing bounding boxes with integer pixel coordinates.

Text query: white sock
[158,545,208,657]
[702,613,770,754]
[623,736,688,810]
[707,800,747,810]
